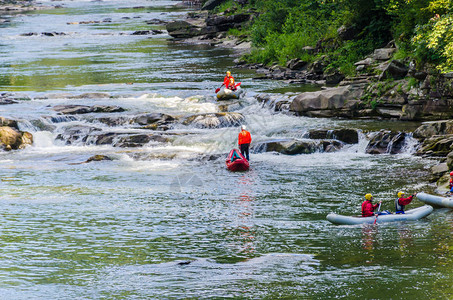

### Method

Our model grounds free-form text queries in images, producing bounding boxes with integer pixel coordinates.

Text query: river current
[0,1,452,299]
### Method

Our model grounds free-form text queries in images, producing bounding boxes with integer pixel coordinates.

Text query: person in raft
[395,191,415,214]
[238,125,251,161]
[224,71,234,89]
[361,193,381,217]
[227,77,237,91]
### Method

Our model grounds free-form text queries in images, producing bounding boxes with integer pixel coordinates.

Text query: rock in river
[0,126,33,151]
[182,112,244,128]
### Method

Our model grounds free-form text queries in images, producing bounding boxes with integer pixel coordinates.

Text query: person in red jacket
[227,77,237,91]
[224,71,234,88]
[238,125,251,161]
[361,193,381,217]
[395,191,415,214]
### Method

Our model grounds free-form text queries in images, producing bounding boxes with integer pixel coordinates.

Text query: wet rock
[131,30,163,35]
[182,112,244,128]
[365,130,406,154]
[379,60,408,80]
[0,117,18,129]
[86,155,113,163]
[0,126,33,151]
[41,32,66,36]
[166,21,201,38]
[70,92,111,99]
[56,125,102,145]
[146,19,168,25]
[252,139,318,155]
[431,163,448,177]
[416,135,453,157]
[308,129,359,144]
[446,151,453,170]
[53,105,125,115]
[114,134,168,147]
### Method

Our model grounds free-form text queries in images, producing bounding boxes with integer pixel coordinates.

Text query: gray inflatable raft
[216,87,243,100]
[416,192,453,208]
[326,205,433,225]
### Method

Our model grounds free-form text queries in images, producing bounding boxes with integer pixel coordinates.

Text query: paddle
[215,82,241,93]
[373,202,382,224]
[215,84,224,94]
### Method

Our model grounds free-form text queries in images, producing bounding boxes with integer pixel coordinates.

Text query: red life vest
[238,130,251,145]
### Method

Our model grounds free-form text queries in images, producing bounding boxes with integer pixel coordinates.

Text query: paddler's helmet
[229,78,234,83]
[226,71,231,76]
[364,193,373,201]
[397,191,405,198]
[241,125,246,130]
[450,171,453,176]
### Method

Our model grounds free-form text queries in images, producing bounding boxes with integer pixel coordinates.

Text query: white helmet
[241,125,246,130]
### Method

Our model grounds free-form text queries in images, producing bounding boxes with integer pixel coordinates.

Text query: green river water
[0,1,451,299]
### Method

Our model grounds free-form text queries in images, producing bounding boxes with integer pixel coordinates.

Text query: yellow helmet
[397,191,405,198]
[365,193,373,201]
[226,71,231,76]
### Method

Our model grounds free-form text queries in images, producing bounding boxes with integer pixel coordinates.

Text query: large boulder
[0,117,18,129]
[416,135,453,157]
[133,113,176,126]
[372,48,396,61]
[365,130,406,154]
[0,126,33,151]
[166,21,201,38]
[182,112,244,128]
[379,60,409,80]
[205,13,251,31]
[252,139,318,155]
[290,85,364,117]
[252,138,343,155]
[201,0,227,10]
[413,120,453,139]
[53,105,124,115]
[308,128,359,144]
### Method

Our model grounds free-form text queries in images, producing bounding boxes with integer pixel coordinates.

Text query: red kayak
[226,148,249,172]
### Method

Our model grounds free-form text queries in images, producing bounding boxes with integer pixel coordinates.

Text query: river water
[0,1,451,299]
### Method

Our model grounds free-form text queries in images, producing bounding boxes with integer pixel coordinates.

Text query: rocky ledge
[0,117,33,151]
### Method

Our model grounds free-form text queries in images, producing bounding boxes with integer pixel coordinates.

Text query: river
[0,0,452,299]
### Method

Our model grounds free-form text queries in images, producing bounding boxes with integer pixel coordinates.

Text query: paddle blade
[215,88,220,93]
[235,82,241,87]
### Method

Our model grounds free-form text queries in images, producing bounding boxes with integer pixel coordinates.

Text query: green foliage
[216,0,453,75]
[413,13,453,72]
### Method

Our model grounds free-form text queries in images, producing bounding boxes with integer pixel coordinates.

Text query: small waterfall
[17,120,39,132]
[400,132,419,154]
[46,115,79,124]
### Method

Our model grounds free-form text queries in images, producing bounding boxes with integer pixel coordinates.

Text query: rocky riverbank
[164,3,453,192]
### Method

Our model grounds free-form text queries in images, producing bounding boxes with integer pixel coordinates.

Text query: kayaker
[361,193,381,217]
[224,71,234,88]
[238,125,251,161]
[227,77,237,91]
[395,191,415,214]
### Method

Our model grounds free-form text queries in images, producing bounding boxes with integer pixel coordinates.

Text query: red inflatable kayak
[226,148,249,172]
